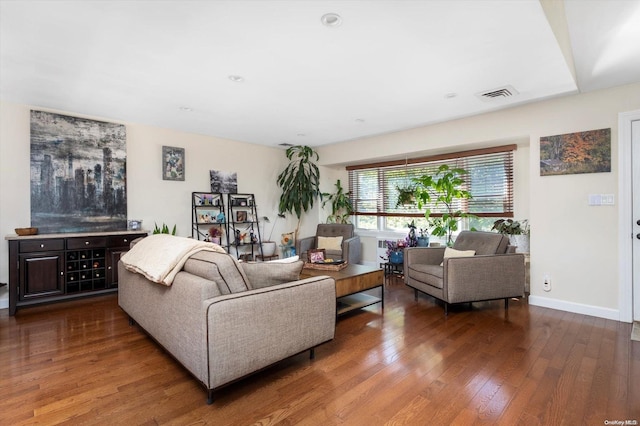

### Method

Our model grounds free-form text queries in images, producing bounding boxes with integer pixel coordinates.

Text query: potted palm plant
[276,145,321,242]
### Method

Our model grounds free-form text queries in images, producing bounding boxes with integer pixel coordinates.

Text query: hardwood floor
[1,277,638,425]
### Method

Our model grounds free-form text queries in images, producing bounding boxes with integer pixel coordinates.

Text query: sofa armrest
[204,276,336,389]
[296,236,316,261]
[342,236,361,264]
[444,253,525,303]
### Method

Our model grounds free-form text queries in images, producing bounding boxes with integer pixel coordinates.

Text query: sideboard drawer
[108,234,145,248]
[66,237,107,250]
[19,239,65,253]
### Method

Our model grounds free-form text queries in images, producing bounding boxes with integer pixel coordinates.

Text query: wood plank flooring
[1,277,638,425]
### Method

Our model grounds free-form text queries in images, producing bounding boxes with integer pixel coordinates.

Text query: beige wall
[318,82,640,320]
[0,101,303,308]
[2,82,639,320]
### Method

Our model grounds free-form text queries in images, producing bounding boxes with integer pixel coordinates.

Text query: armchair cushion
[317,236,343,251]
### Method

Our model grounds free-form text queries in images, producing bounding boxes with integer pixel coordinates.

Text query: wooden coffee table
[301,264,384,316]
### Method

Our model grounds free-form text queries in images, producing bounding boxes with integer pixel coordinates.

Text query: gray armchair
[404,231,525,314]
[297,224,361,265]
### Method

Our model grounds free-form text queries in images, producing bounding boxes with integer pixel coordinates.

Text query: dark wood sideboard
[6,231,147,316]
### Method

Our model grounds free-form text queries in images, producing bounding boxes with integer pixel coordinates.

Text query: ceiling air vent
[476,85,519,101]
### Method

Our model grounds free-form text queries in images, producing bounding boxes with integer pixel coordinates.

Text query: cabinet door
[107,249,127,288]
[19,253,64,300]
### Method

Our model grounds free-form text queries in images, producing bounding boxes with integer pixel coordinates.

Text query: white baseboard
[528,295,623,322]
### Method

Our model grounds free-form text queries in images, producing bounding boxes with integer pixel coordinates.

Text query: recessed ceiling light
[178,106,193,112]
[355,118,365,123]
[228,75,244,82]
[297,133,306,137]
[321,13,342,27]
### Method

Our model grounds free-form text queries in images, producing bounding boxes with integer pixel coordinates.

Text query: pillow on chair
[440,247,475,266]
[317,236,343,251]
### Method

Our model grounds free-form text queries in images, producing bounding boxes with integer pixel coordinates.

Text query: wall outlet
[543,275,551,292]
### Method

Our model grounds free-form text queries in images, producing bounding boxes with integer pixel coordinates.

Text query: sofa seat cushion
[241,260,304,289]
[183,251,250,294]
[407,264,444,289]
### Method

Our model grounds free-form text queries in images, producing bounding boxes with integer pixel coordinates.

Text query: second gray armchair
[297,223,361,265]
[404,231,525,314]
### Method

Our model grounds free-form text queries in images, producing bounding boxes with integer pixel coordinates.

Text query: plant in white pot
[492,219,530,253]
[260,214,284,257]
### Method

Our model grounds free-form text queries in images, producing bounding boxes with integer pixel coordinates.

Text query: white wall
[0,101,297,308]
[317,82,640,320]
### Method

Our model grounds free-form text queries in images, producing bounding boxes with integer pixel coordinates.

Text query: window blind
[347,145,515,218]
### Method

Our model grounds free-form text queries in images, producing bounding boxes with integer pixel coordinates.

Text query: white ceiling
[1,0,639,147]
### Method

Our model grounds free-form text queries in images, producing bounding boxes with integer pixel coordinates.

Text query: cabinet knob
[108,266,112,270]
[124,238,128,243]
[60,271,64,276]
[85,241,90,245]
[40,244,44,248]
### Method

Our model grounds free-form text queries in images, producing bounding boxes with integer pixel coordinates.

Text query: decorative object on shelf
[30,110,127,234]
[277,145,321,244]
[417,228,430,247]
[492,218,530,253]
[321,179,353,224]
[14,227,38,236]
[413,164,475,247]
[153,223,177,235]
[209,170,237,193]
[236,211,247,222]
[406,220,418,247]
[540,128,611,176]
[208,227,223,245]
[162,146,185,181]
[127,220,142,231]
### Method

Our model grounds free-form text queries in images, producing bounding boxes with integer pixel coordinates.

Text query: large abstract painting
[540,128,611,176]
[30,110,127,233]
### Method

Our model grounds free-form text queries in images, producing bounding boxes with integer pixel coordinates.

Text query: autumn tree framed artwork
[540,128,611,176]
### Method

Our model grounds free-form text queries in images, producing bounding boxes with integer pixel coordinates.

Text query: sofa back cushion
[241,260,305,289]
[453,231,510,255]
[183,251,250,294]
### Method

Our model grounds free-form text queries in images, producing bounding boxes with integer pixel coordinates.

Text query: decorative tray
[303,261,348,271]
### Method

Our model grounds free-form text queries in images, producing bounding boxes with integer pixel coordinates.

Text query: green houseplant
[413,164,474,246]
[153,222,176,235]
[321,179,353,224]
[276,145,322,240]
[492,218,530,252]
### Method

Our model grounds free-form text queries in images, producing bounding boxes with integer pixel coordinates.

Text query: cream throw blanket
[120,234,226,286]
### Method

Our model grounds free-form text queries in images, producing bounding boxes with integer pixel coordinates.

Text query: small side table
[381,262,403,282]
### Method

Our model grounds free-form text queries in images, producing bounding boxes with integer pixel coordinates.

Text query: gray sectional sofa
[118,250,336,404]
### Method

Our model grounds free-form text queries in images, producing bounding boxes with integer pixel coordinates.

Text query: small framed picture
[309,248,326,263]
[162,146,185,181]
[236,211,247,222]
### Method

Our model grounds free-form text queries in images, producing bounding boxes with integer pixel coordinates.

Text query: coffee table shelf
[337,292,382,316]
[301,263,384,317]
